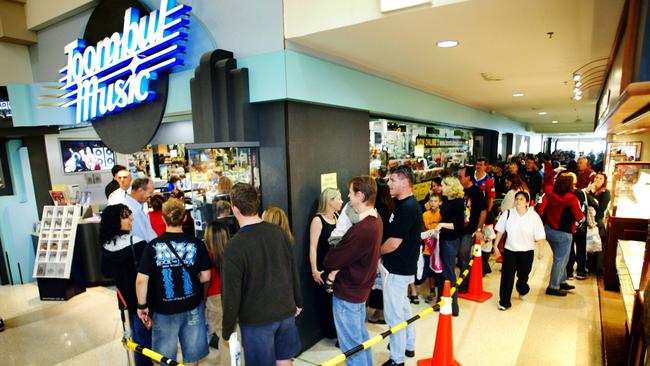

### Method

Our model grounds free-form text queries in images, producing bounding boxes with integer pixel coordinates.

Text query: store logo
[0,101,9,111]
[59,0,191,123]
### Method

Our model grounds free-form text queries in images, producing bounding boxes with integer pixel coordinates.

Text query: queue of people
[99,150,610,366]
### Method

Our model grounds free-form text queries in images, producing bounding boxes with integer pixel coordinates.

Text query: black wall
[284,102,370,350]
[257,102,289,213]
[23,136,52,214]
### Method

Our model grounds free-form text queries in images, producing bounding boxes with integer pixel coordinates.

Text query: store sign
[416,135,467,148]
[59,0,191,123]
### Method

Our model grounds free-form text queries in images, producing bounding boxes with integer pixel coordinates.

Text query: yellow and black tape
[320,247,478,366]
[125,338,185,366]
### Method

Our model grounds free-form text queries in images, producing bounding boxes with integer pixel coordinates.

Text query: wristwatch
[137,303,148,310]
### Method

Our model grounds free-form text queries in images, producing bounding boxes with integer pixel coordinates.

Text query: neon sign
[59,0,191,123]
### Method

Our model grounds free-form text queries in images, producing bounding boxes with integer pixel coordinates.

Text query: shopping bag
[229,333,242,366]
[586,226,602,253]
[416,252,424,281]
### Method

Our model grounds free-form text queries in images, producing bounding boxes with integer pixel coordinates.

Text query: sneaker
[546,287,568,296]
[498,305,509,311]
[567,274,575,280]
[382,360,404,366]
[209,333,219,349]
[424,295,434,304]
[409,295,420,305]
[368,318,386,324]
[576,272,588,280]
[560,283,575,290]
[405,349,415,358]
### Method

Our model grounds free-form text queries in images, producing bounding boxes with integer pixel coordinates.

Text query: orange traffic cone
[458,241,493,302]
[418,280,460,366]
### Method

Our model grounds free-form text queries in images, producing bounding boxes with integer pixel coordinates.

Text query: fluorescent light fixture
[573,73,581,81]
[538,111,547,115]
[513,93,524,97]
[552,120,558,124]
[436,40,459,48]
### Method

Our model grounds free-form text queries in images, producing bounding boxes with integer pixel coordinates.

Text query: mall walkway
[0,242,601,366]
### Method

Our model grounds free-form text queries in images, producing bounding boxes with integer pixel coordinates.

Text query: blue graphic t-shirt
[138,232,212,315]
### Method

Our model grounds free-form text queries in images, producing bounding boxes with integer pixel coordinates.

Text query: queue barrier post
[417,280,461,366]
[458,240,493,302]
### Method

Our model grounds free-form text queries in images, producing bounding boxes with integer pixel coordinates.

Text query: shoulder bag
[496,209,511,253]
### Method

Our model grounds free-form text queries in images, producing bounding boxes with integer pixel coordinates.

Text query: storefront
[0,0,536,351]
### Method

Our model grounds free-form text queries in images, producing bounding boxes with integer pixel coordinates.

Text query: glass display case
[186,143,260,238]
[611,161,650,219]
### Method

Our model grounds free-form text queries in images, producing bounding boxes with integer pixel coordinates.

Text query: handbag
[586,226,602,253]
[496,209,510,253]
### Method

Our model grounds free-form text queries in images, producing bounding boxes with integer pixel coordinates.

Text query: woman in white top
[500,173,530,212]
[494,191,545,310]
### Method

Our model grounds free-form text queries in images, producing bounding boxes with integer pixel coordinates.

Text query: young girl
[204,221,231,362]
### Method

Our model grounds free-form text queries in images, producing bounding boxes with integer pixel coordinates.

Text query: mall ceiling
[286,0,625,134]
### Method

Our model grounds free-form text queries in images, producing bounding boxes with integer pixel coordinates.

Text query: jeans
[240,316,301,366]
[545,225,573,290]
[130,312,153,366]
[438,239,459,315]
[567,230,587,276]
[458,234,474,292]
[152,303,209,364]
[499,249,534,308]
[332,295,372,366]
[381,263,416,363]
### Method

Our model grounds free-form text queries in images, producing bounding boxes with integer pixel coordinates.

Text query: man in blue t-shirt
[380,165,422,366]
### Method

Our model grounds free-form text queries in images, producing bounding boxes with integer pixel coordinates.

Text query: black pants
[567,230,587,276]
[499,249,534,308]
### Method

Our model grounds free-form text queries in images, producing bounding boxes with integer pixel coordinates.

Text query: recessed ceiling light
[436,40,459,48]
[513,93,524,97]
[573,73,581,81]
[552,120,558,124]
[538,112,547,115]
[573,95,582,100]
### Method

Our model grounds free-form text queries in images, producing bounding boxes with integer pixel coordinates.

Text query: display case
[186,142,260,238]
[33,205,81,279]
[611,162,650,219]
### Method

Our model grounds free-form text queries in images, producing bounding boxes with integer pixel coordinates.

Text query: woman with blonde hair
[308,187,343,340]
[433,176,465,316]
[262,206,294,243]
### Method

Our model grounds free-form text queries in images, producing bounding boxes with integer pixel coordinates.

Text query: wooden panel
[604,216,649,290]
[600,81,650,134]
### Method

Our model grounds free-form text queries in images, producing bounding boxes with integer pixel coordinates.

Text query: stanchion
[124,339,186,366]
[458,240,493,302]
[417,280,460,366]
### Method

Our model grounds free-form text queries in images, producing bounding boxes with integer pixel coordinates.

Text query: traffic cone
[417,280,460,366]
[458,241,493,302]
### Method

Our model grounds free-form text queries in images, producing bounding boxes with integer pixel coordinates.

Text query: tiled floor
[0,243,601,366]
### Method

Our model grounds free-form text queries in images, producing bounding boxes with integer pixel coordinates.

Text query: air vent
[481,73,504,82]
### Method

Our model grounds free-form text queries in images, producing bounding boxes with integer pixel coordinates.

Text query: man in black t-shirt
[136,199,212,365]
[381,165,422,366]
[457,166,487,293]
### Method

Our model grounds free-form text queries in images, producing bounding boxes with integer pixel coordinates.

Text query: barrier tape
[319,245,480,366]
[124,338,186,366]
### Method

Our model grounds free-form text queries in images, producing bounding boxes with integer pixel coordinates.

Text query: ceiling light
[573,87,580,93]
[436,40,459,48]
[513,93,524,97]
[573,73,581,81]
[573,95,582,100]
[575,89,582,95]
[538,112,547,115]
[552,120,558,124]
[575,81,582,87]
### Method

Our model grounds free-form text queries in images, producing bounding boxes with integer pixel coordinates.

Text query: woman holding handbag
[494,191,546,310]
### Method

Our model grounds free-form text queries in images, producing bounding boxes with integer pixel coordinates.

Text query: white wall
[0,41,33,84]
[44,127,128,205]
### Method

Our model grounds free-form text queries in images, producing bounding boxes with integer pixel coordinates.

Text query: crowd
[98,148,610,366]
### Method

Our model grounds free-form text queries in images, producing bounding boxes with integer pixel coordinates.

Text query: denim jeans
[152,302,209,364]
[458,234,474,292]
[332,295,372,366]
[381,263,416,363]
[438,239,459,315]
[545,225,573,290]
[240,316,301,365]
[130,312,153,366]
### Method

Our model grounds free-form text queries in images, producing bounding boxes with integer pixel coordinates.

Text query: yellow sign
[321,173,338,192]
[413,181,430,201]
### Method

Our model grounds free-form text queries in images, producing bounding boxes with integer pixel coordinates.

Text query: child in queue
[421,193,442,303]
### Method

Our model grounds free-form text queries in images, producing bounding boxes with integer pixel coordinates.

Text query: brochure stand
[33,205,86,301]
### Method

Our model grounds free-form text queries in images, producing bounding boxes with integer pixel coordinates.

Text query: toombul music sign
[59,0,191,123]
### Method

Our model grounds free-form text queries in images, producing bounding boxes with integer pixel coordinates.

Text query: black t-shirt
[138,232,212,315]
[440,198,465,241]
[382,195,422,275]
[462,185,487,235]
